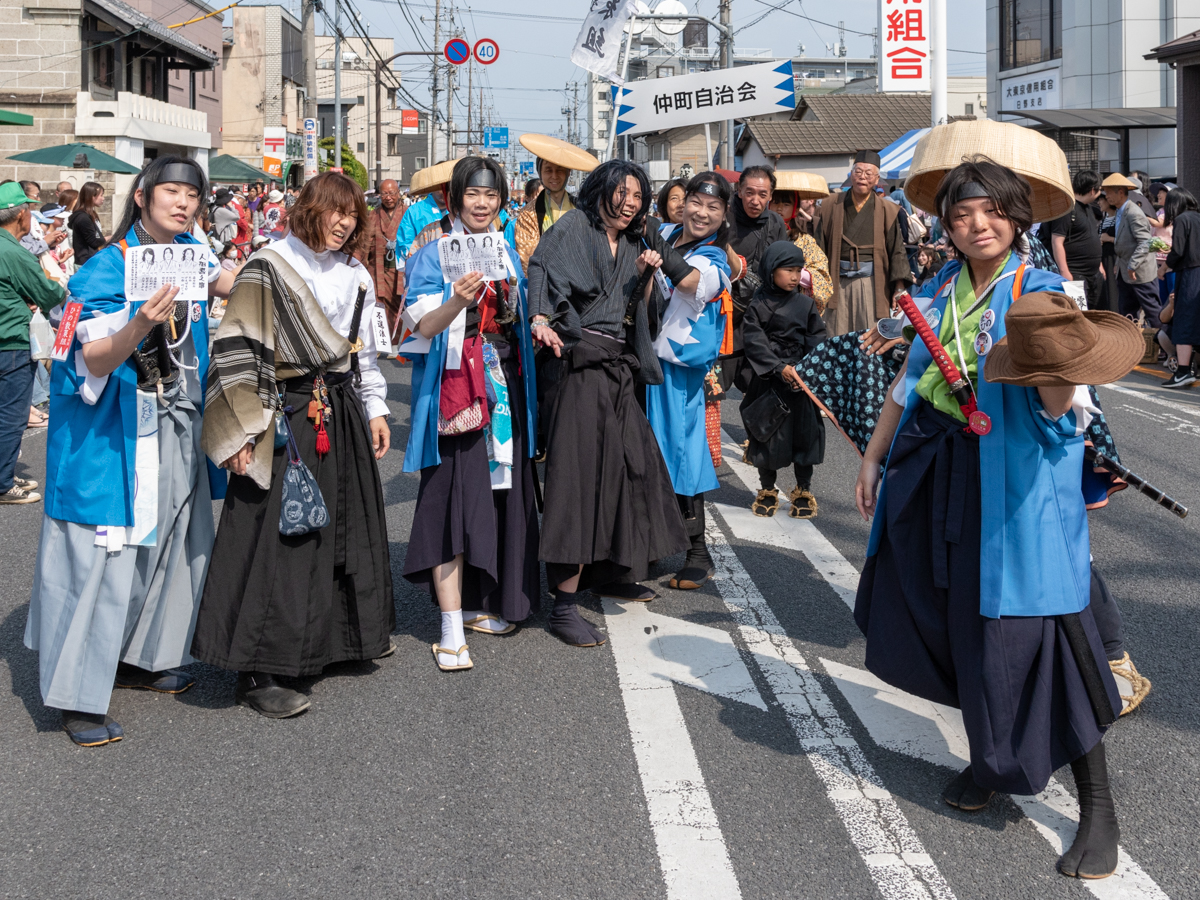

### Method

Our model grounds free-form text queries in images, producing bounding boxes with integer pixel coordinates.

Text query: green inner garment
[915,253,1011,422]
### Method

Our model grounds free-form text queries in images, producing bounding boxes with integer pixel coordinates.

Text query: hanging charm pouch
[278,405,330,536]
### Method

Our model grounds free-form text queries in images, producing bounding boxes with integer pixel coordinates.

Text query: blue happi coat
[645,227,731,497]
[868,255,1092,618]
[44,227,226,527]
[398,233,537,473]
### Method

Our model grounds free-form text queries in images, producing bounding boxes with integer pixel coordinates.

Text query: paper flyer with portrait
[124,243,208,306]
[436,233,509,283]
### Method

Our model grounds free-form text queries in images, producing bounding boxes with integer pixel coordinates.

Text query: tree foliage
[318,136,368,189]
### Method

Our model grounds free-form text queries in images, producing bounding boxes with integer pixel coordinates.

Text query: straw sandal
[1109,652,1151,715]
[432,643,473,672]
[463,613,516,635]
[752,488,779,517]
[740,439,750,464]
[789,486,818,519]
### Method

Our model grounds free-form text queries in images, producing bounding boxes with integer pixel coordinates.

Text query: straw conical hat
[772,170,829,200]
[518,134,600,173]
[904,119,1073,223]
[410,158,459,196]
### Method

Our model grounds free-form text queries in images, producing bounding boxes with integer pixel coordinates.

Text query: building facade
[1,0,221,229]
[986,0,1200,176]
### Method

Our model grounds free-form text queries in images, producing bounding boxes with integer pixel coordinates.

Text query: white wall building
[987,0,1200,176]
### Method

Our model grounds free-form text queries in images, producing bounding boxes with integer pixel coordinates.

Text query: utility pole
[429,0,442,164]
[467,59,473,153]
[479,86,483,147]
[573,82,580,145]
[301,0,316,119]
[446,58,455,158]
[333,0,342,168]
[931,0,947,125]
[376,50,439,188]
[719,0,733,169]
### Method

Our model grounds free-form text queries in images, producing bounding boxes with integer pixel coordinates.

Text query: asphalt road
[0,359,1195,900]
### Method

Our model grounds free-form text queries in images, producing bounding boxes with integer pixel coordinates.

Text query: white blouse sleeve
[354,276,391,420]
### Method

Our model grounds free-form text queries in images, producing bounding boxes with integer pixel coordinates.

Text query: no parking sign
[444,38,470,65]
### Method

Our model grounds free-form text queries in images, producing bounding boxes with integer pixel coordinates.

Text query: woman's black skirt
[192,372,395,676]
[740,373,825,472]
[1172,265,1200,345]
[854,401,1120,796]
[402,341,540,622]
[540,331,688,590]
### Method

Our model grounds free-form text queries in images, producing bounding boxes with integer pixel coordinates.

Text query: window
[597,89,608,100]
[854,69,865,80]
[387,87,397,109]
[387,134,402,155]
[92,44,114,89]
[964,102,974,115]
[598,110,611,120]
[1000,0,1061,71]
[357,142,365,152]
[415,156,427,170]
[656,66,674,78]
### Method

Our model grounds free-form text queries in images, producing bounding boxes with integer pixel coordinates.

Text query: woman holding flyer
[25,156,234,747]
[399,155,539,672]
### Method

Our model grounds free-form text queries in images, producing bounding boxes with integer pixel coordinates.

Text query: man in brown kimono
[817,150,913,335]
[361,179,405,342]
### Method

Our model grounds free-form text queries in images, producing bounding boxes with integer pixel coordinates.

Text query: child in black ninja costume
[739,241,827,518]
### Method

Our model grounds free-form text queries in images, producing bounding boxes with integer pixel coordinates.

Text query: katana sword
[893,291,992,436]
[1086,449,1189,519]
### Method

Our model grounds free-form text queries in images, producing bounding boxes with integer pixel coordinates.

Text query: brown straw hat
[1100,173,1140,190]
[409,158,460,196]
[773,170,829,199]
[905,119,1073,222]
[518,133,600,173]
[984,292,1144,387]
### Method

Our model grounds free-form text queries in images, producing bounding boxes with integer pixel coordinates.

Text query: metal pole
[467,60,473,153]
[606,18,635,161]
[720,0,733,169]
[931,0,947,125]
[333,0,342,169]
[375,61,382,188]
[429,0,442,164]
[704,122,713,169]
[447,60,455,158]
[302,0,317,119]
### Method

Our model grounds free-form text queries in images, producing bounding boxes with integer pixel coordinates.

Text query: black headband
[466,167,499,190]
[943,180,991,216]
[690,181,722,199]
[155,163,204,190]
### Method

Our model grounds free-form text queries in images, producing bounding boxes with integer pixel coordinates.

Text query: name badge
[371,305,393,354]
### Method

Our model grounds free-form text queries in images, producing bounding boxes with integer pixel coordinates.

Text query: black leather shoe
[235,672,311,719]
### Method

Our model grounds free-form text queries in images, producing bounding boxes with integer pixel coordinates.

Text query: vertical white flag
[571,0,638,84]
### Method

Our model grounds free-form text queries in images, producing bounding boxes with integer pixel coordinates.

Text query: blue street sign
[519,161,536,176]
[484,126,509,149]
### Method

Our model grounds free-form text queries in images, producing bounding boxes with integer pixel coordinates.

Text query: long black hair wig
[108,155,208,246]
[681,171,732,247]
[576,159,652,235]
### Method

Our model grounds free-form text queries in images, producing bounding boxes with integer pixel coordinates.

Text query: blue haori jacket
[645,227,731,497]
[398,233,538,473]
[868,255,1093,619]
[44,226,227,527]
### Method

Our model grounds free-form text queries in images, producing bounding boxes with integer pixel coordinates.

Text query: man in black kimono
[527,160,699,646]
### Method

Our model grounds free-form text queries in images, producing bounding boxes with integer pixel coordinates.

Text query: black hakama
[402,342,540,622]
[855,401,1120,796]
[540,331,688,589]
[740,378,826,472]
[192,372,395,676]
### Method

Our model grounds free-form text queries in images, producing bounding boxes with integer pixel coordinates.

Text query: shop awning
[877,128,930,179]
[998,108,1176,130]
[208,152,269,184]
[0,110,34,126]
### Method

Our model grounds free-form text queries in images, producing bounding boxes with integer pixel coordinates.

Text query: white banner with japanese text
[614,60,796,137]
[1000,69,1061,113]
[880,0,930,92]
[571,0,639,84]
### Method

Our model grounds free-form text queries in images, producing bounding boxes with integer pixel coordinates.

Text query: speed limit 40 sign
[473,38,499,65]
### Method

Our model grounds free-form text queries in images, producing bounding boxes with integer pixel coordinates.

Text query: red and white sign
[880,0,930,92]
[473,38,499,65]
[263,126,287,156]
[401,109,420,135]
[51,301,83,362]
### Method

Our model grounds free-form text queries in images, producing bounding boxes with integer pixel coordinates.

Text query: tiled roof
[742,93,931,157]
[87,0,219,64]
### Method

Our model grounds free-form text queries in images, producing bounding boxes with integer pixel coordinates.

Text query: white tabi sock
[438,610,469,666]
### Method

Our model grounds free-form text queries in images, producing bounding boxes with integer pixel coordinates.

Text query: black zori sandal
[62,710,123,747]
[1058,742,1121,879]
[942,766,995,811]
[549,592,607,647]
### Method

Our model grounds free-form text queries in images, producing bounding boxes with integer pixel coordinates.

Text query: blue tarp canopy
[878,128,931,180]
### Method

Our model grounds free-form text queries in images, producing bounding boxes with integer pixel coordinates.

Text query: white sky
[331,0,987,148]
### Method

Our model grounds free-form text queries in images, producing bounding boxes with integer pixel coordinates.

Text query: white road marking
[705,506,956,900]
[603,601,753,900]
[820,660,1170,900]
[1101,381,1200,419]
[713,426,1169,897]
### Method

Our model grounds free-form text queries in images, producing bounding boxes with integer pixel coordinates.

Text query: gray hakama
[25,377,214,715]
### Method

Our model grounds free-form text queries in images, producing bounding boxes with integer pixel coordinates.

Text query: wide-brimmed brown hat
[518,134,600,173]
[1100,173,1140,190]
[409,158,460,196]
[773,170,829,200]
[905,119,1073,222]
[984,292,1144,387]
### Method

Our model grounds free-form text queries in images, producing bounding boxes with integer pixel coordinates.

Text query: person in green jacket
[0,181,65,504]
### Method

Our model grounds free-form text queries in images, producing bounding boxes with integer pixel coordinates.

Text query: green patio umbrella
[208,152,270,184]
[7,141,141,174]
